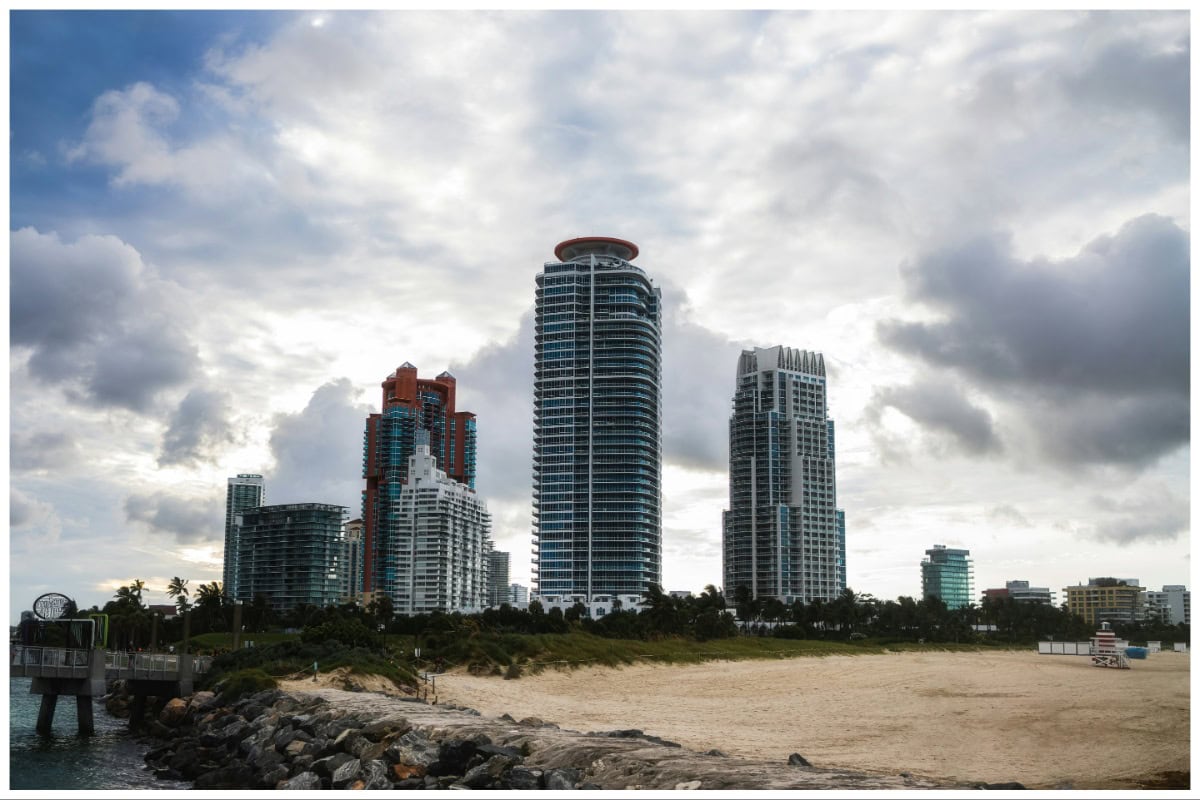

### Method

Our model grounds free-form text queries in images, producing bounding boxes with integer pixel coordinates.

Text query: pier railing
[11,646,212,680]
[10,646,92,678]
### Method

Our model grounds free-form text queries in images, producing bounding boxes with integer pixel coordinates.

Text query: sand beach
[428,649,1190,789]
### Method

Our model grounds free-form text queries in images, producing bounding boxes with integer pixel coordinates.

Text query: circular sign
[33,592,73,620]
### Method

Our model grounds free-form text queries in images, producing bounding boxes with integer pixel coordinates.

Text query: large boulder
[430,738,478,776]
[545,768,582,790]
[504,767,543,790]
[361,760,393,789]
[193,764,255,790]
[186,691,217,714]
[312,752,356,779]
[278,771,322,790]
[359,717,411,741]
[385,730,440,773]
[159,698,189,727]
[331,758,363,789]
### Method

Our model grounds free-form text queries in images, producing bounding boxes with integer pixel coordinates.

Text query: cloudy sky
[9,10,1190,620]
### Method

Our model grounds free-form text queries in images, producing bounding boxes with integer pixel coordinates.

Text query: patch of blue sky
[11,10,289,227]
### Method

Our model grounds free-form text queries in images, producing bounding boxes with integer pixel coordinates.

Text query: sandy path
[432,650,1189,789]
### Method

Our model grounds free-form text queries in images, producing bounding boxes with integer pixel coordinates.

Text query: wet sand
[432,650,1190,789]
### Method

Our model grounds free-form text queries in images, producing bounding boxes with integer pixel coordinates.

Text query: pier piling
[76,696,95,735]
[35,694,58,736]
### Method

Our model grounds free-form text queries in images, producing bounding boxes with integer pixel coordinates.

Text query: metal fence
[10,646,91,669]
[1036,641,1094,655]
[9,646,211,676]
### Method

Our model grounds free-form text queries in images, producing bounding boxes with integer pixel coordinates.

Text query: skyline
[8,10,1190,620]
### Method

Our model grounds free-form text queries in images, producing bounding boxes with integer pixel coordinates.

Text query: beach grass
[385,631,1016,675]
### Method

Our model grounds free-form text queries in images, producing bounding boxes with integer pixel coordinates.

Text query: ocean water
[9,677,189,791]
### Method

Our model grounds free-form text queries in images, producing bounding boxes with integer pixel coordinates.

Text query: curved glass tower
[533,237,662,600]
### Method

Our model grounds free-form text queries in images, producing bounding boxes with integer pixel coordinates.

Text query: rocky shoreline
[131,685,1025,790]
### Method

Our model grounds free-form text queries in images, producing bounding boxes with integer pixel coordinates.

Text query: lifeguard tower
[1090,621,1130,669]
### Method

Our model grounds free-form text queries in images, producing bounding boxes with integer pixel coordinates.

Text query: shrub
[300,618,379,649]
[217,668,278,701]
[504,663,522,680]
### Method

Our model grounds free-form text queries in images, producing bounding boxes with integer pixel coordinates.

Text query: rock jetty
[141,687,1003,790]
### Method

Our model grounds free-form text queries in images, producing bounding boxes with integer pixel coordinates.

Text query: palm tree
[166,577,190,612]
[193,581,226,635]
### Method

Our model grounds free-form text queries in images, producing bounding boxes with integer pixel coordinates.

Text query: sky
[7,9,1191,621]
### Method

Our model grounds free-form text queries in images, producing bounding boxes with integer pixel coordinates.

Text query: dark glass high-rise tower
[722,346,845,603]
[362,364,476,595]
[532,237,662,600]
[223,473,264,599]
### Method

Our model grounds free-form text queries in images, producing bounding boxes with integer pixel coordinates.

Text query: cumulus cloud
[266,379,374,509]
[11,227,200,412]
[876,214,1188,468]
[67,82,181,185]
[124,491,221,543]
[159,388,239,467]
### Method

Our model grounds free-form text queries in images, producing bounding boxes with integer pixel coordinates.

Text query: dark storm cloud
[124,490,219,543]
[1090,487,1188,546]
[159,388,238,467]
[10,431,79,472]
[866,380,1001,456]
[11,227,200,412]
[266,379,374,510]
[1033,390,1189,467]
[876,214,1189,467]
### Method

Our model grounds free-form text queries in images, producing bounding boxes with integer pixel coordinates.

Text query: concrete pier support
[76,696,94,735]
[36,693,58,736]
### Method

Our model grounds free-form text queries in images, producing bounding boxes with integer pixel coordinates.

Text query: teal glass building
[532,237,662,600]
[234,502,349,613]
[920,545,974,609]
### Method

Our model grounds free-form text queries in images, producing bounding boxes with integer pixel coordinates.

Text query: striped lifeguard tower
[1090,621,1130,669]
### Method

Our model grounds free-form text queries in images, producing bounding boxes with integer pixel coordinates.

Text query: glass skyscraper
[532,236,662,600]
[723,346,845,603]
[223,473,264,599]
[234,502,348,612]
[920,545,974,609]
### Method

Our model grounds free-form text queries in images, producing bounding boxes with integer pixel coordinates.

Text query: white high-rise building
[722,346,845,603]
[223,474,265,599]
[390,437,491,614]
[1146,585,1190,626]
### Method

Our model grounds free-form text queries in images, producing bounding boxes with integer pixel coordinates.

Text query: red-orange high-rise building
[362,363,477,594]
